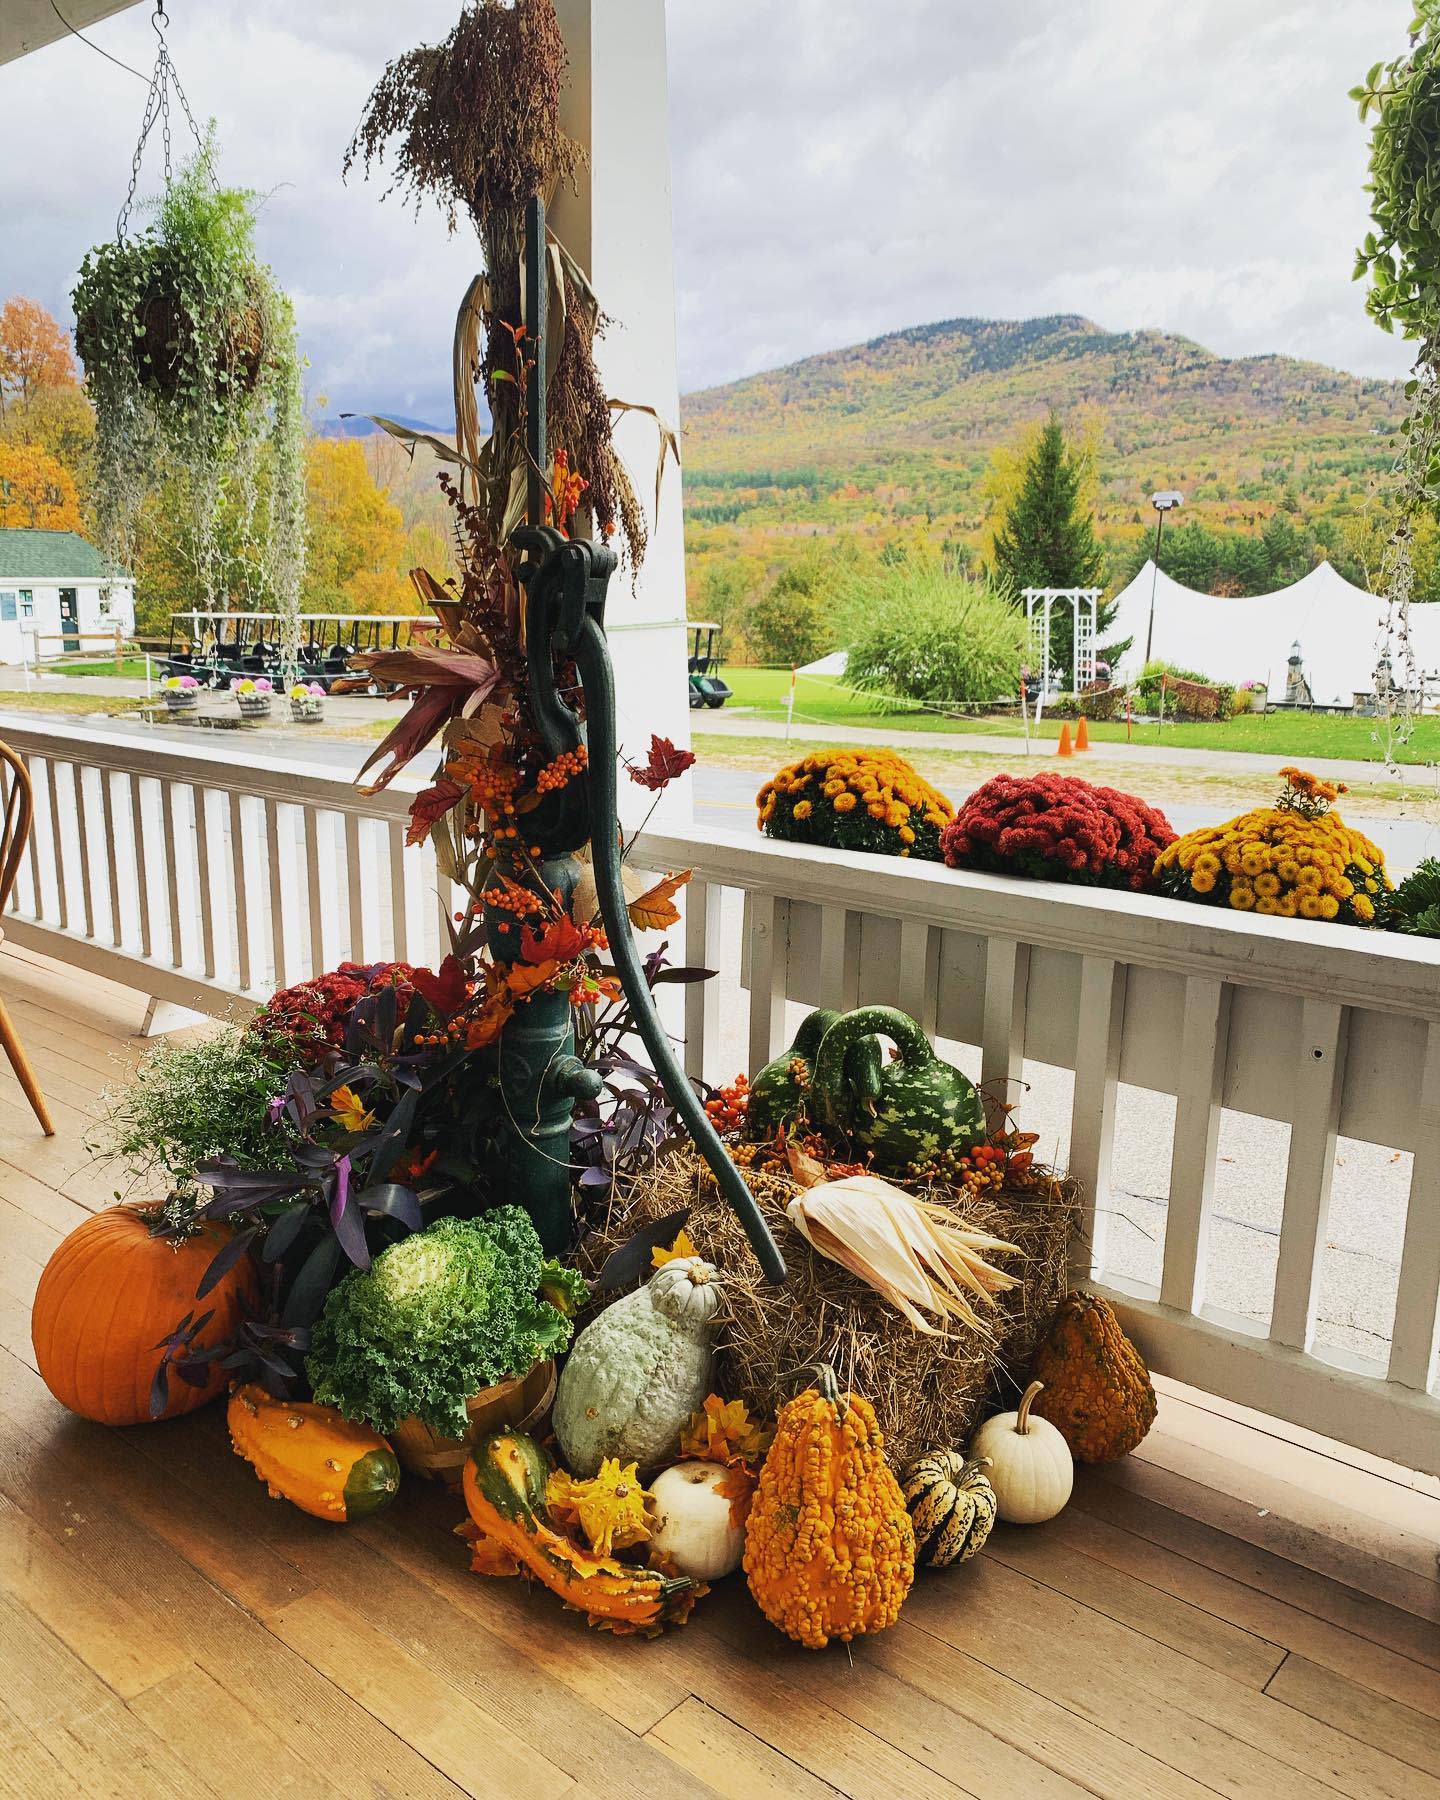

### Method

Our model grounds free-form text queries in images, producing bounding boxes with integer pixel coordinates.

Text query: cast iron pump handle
[515,525,786,1284]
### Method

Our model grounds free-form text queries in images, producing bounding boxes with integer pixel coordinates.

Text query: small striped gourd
[902,1449,998,1568]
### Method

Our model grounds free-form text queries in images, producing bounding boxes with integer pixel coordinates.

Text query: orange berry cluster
[534,744,587,795]
[907,1129,1040,1195]
[704,1072,749,1133]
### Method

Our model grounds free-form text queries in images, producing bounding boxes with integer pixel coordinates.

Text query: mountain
[679,315,1404,557]
[316,413,452,440]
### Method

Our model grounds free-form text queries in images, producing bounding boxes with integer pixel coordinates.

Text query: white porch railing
[3,718,1437,1475]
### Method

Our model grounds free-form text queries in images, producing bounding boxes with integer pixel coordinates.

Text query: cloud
[0,0,1416,427]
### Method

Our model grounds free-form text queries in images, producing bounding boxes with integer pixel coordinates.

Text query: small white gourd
[553,1257,720,1476]
[649,1461,745,1580]
[969,1380,1073,1524]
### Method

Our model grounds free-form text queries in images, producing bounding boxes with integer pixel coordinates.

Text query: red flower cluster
[940,773,1175,893]
[252,961,420,1067]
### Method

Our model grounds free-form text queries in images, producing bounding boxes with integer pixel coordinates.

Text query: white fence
[3,719,1438,1474]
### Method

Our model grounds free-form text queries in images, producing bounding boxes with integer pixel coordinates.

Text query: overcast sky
[0,1,1417,426]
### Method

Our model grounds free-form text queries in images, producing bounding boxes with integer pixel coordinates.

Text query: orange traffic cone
[1056,722,1073,757]
[1074,715,1090,752]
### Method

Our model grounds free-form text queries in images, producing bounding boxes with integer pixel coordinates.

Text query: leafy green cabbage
[306,1208,584,1436]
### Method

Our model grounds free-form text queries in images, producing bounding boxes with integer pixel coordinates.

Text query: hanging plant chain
[117,2,208,242]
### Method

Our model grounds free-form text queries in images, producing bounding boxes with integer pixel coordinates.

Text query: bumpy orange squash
[1029,1292,1157,1462]
[744,1366,915,1649]
[32,1204,257,1425]
[227,1385,400,1523]
[462,1432,694,1633]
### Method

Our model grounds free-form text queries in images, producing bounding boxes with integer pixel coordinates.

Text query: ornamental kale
[306,1209,585,1436]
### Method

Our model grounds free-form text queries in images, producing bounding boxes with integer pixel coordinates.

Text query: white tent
[1108,560,1440,706]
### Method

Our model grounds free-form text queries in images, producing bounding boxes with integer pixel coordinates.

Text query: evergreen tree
[989,414,1105,681]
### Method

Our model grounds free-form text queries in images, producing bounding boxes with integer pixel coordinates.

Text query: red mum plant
[252,961,421,1067]
[941,772,1175,893]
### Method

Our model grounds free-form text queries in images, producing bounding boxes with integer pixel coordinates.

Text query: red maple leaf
[627,734,696,792]
[405,777,465,846]
[410,954,470,1018]
[521,915,590,964]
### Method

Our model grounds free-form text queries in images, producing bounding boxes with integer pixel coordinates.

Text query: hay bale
[580,1143,1077,1469]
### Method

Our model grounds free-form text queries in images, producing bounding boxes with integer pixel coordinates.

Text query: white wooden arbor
[1023,586,1101,691]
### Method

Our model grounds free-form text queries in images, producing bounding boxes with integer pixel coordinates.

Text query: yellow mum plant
[756,749,953,859]
[1154,767,1391,927]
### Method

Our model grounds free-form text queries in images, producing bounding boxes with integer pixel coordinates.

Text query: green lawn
[717,667,1440,766]
[0,691,149,718]
[53,657,153,680]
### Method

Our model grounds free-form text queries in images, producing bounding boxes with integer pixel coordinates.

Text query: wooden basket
[389,1358,556,1486]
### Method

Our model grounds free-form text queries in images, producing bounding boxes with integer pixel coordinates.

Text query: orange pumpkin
[32,1204,258,1424]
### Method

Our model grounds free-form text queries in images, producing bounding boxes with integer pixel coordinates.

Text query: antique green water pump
[481,198,785,1284]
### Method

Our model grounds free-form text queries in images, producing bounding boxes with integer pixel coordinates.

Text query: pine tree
[989,415,1105,682]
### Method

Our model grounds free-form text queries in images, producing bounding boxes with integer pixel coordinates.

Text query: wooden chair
[0,742,54,1136]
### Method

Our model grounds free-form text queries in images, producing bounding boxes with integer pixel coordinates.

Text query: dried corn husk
[786,1175,1020,1336]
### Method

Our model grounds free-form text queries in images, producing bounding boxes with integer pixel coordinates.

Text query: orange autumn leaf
[465,989,514,1048]
[652,1227,698,1269]
[716,1461,759,1531]
[628,868,692,932]
[506,958,559,997]
[522,915,590,964]
[679,1394,772,1464]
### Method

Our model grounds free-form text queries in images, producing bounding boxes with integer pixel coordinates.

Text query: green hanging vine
[1352,5,1440,763]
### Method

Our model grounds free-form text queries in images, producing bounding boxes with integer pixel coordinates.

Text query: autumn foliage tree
[0,442,83,532]
[0,297,78,421]
[302,438,413,614]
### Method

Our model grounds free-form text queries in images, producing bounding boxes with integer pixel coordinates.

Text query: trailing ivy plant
[1352,8,1440,762]
[73,132,306,637]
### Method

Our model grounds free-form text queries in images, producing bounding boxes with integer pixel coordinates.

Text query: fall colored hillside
[679,314,1405,558]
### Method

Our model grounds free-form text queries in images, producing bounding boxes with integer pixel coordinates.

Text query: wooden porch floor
[0,944,1437,1800]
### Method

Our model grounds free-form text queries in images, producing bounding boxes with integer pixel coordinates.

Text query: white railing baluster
[73,765,96,940]
[99,769,122,948]
[1161,976,1231,1314]
[1270,999,1349,1352]
[897,917,935,1033]
[344,812,365,959]
[128,774,152,960]
[303,806,325,978]
[1069,954,1127,1279]
[18,752,40,914]
[683,878,722,1082]
[160,778,184,968]
[387,821,409,961]
[228,790,251,994]
[45,758,66,931]
[818,904,861,1014]
[981,938,1030,1133]
[747,891,789,1076]
[193,783,216,980]
[264,798,287,990]
[1390,1017,1440,1392]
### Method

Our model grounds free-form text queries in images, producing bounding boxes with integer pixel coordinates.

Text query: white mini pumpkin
[968,1380,1073,1524]
[553,1257,720,1475]
[649,1460,745,1580]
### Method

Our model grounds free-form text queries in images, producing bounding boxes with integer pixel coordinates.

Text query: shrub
[1154,768,1391,925]
[838,560,1026,705]
[1133,660,1219,715]
[757,749,953,860]
[91,1028,296,1192]
[940,773,1176,892]
[1079,685,1127,721]
[1390,858,1440,935]
[251,961,420,1068]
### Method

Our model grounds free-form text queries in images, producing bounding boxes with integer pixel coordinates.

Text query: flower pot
[1248,690,1267,713]
[235,695,272,721]
[290,699,324,724]
[389,1357,556,1486]
[164,690,198,713]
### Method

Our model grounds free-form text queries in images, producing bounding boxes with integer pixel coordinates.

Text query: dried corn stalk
[786,1175,1020,1336]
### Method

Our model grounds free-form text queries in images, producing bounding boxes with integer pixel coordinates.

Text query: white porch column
[551,0,692,834]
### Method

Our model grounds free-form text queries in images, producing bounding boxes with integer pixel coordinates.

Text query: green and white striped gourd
[747,1007,885,1138]
[811,1006,985,1171]
[902,1449,998,1567]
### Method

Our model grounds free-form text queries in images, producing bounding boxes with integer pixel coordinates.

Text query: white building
[0,529,135,664]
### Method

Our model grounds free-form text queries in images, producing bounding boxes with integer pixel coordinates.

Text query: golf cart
[687,621,731,709]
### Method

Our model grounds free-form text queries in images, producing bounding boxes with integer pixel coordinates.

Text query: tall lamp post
[1145,490,1184,664]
